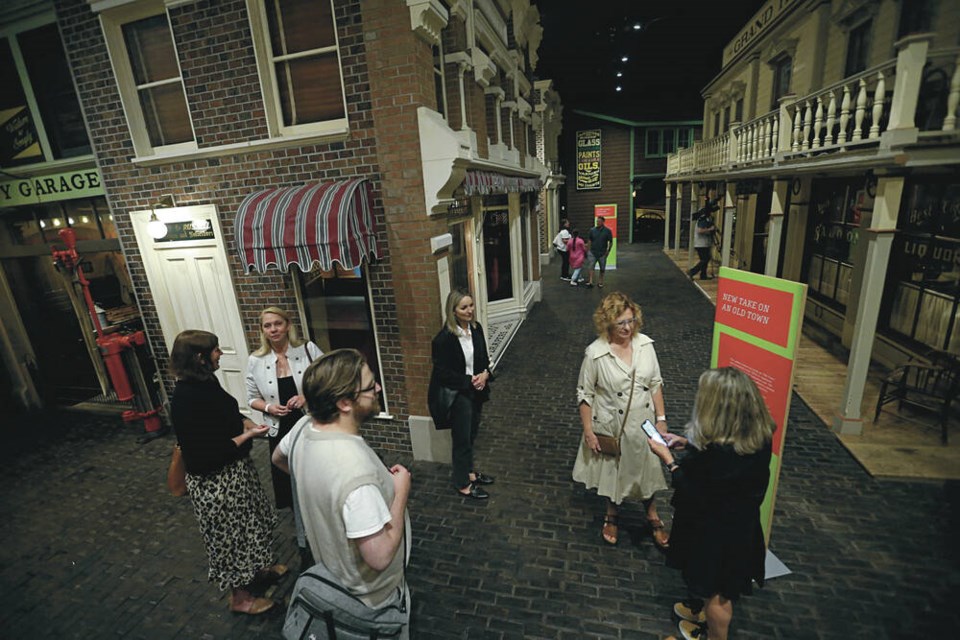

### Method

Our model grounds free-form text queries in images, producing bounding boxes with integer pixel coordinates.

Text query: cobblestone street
[2,244,957,639]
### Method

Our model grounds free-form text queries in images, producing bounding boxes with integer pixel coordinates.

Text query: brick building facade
[0,0,562,456]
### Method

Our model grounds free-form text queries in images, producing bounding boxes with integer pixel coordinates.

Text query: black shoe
[700,276,714,281]
[585,283,594,288]
[456,484,489,500]
[472,471,495,485]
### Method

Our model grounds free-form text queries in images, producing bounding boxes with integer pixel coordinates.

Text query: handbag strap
[617,369,637,448]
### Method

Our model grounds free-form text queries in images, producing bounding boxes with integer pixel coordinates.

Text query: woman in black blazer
[431,289,495,499]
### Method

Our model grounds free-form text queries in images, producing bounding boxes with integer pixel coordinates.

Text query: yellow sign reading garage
[0,169,104,206]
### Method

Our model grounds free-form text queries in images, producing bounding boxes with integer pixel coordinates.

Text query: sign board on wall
[576,129,601,190]
[0,168,104,206]
[593,204,618,269]
[711,267,807,544]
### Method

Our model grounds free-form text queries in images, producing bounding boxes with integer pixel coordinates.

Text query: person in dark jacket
[648,367,774,640]
[170,330,285,615]
[430,289,495,499]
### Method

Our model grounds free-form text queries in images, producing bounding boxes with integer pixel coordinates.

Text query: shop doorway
[482,206,513,302]
[130,205,252,412]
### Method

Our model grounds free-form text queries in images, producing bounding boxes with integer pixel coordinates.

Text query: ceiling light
[616,72,623,77]
[621,56,628,62]
[81,216,90,223]
[52,218,62,227]
[40,220,46,228]
[633,23,641,30]
[68,217,75,225]
[616,86,622,92]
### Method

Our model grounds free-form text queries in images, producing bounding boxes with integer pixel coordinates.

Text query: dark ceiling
[535,0,767,121]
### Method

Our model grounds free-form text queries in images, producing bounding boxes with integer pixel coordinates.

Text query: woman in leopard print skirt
[170,330,287,615]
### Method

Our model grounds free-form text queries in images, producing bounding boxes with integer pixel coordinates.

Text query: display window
[803,178,865,310]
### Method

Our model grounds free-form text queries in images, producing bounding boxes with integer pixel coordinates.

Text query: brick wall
[54,0,423,452]
[564,116,631,241]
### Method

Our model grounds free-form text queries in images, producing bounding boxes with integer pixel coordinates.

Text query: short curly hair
[592,291,643,340]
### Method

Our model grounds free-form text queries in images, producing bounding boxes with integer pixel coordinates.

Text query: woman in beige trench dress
[573,292,672,548]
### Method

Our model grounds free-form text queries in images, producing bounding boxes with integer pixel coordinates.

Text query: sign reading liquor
[576,129,601,190]
[0,169,104,206]
[711,267,807,544]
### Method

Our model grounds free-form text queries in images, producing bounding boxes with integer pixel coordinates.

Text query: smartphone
[641,419,668,446]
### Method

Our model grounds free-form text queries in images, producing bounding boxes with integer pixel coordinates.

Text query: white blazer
[246,341,323,436]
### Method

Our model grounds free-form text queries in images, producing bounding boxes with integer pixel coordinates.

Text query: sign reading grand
[722,0,798,66]
[576,129,601,190]
[0,169,104,206]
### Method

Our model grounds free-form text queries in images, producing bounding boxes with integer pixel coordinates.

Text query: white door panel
[131,205,252,414]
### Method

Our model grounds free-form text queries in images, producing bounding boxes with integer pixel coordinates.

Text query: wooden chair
[874,349,960,444]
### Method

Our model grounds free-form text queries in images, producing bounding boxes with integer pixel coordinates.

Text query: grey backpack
[283,422,408,640]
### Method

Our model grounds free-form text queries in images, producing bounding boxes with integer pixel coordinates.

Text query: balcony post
[664,182,673,252]
[777,95,795,155]
[728,124,740,165]
[833,175,904,436]
[674,182,684,254]
[689,182,700,266]
[886,34,934,132]
[765,179,789,277]
[721,182,735,267]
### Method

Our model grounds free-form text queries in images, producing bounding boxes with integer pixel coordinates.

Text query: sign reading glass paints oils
[0,169,104,206]
[576,129,601,190]
[154,220,216,243]
[711,267,807,545]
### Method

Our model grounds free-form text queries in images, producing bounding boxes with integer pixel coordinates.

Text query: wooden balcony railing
[665,35,958,178]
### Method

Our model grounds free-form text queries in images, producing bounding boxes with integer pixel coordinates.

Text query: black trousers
[450,391,482,489]
[689,247,711,279]
[559,250,570,278]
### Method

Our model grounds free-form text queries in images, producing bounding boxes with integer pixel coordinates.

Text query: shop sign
[0,168,104,206]
[722,0,798,65]
[576,129,601,190]
[1,105,43,165]
[154,219,216,243]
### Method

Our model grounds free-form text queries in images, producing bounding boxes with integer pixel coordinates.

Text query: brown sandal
[649,517,670,549]
[602,514,619,545]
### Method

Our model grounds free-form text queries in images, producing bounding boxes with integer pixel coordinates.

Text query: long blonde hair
[253,307,305,356]
[444,288,476,333]
[687,367,775,455]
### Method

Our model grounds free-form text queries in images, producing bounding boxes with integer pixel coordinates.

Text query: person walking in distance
[272,349,412,637]
[553,218,572,280]
[585,216,613,289]
[688,200,718,281]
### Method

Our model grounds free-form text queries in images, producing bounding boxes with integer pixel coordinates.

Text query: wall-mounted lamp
[147,194,176,240]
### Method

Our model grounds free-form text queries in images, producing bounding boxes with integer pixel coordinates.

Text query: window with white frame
[433,43,447,119]
[844,18,872,77]
[100,2,195,157]
[247,0,348,137]
[771,55,792,108]
[1,16,91,165]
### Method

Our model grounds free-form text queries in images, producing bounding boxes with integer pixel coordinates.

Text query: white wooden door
[131,205,252,414]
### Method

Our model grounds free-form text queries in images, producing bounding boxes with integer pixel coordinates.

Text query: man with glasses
[273,349,411,637]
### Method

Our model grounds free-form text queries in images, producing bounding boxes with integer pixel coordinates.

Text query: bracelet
[656,415,667,422]
[667,461,679,472]
[264,404,271,415]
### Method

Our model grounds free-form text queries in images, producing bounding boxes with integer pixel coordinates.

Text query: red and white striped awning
[463,170,542,196]
[235,178,379,273]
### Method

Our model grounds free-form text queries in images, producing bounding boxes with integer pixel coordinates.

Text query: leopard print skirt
[186,456,278,590]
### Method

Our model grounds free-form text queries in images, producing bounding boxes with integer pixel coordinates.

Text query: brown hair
[301,348,367,423]
[169,330,219,381]
[687,367,775,455]
[592,291,643,340]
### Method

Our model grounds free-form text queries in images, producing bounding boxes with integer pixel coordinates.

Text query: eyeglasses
[357,379,380,395]
[615,317,637,327]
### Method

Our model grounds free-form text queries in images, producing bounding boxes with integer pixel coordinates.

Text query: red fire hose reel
[52,228,163,434]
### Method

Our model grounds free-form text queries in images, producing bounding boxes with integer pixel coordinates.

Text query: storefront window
[449,221,470,292]
[482,205,513,302]
[804,178,865,310]
[882,179,960,355]
[1,198,114,246]
[296,264,384,403]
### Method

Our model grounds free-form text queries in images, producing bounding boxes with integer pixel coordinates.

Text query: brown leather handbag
[167,444,187,497]
[594,369,636,458]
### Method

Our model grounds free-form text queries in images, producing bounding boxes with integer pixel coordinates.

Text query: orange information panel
[711,267,807,544]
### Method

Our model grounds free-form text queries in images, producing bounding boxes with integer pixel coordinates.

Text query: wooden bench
[873,349,960,444]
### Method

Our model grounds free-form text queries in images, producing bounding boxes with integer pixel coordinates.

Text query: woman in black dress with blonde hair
[648,367,774,640]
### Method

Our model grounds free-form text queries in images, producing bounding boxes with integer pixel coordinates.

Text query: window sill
[130,129,351,168]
